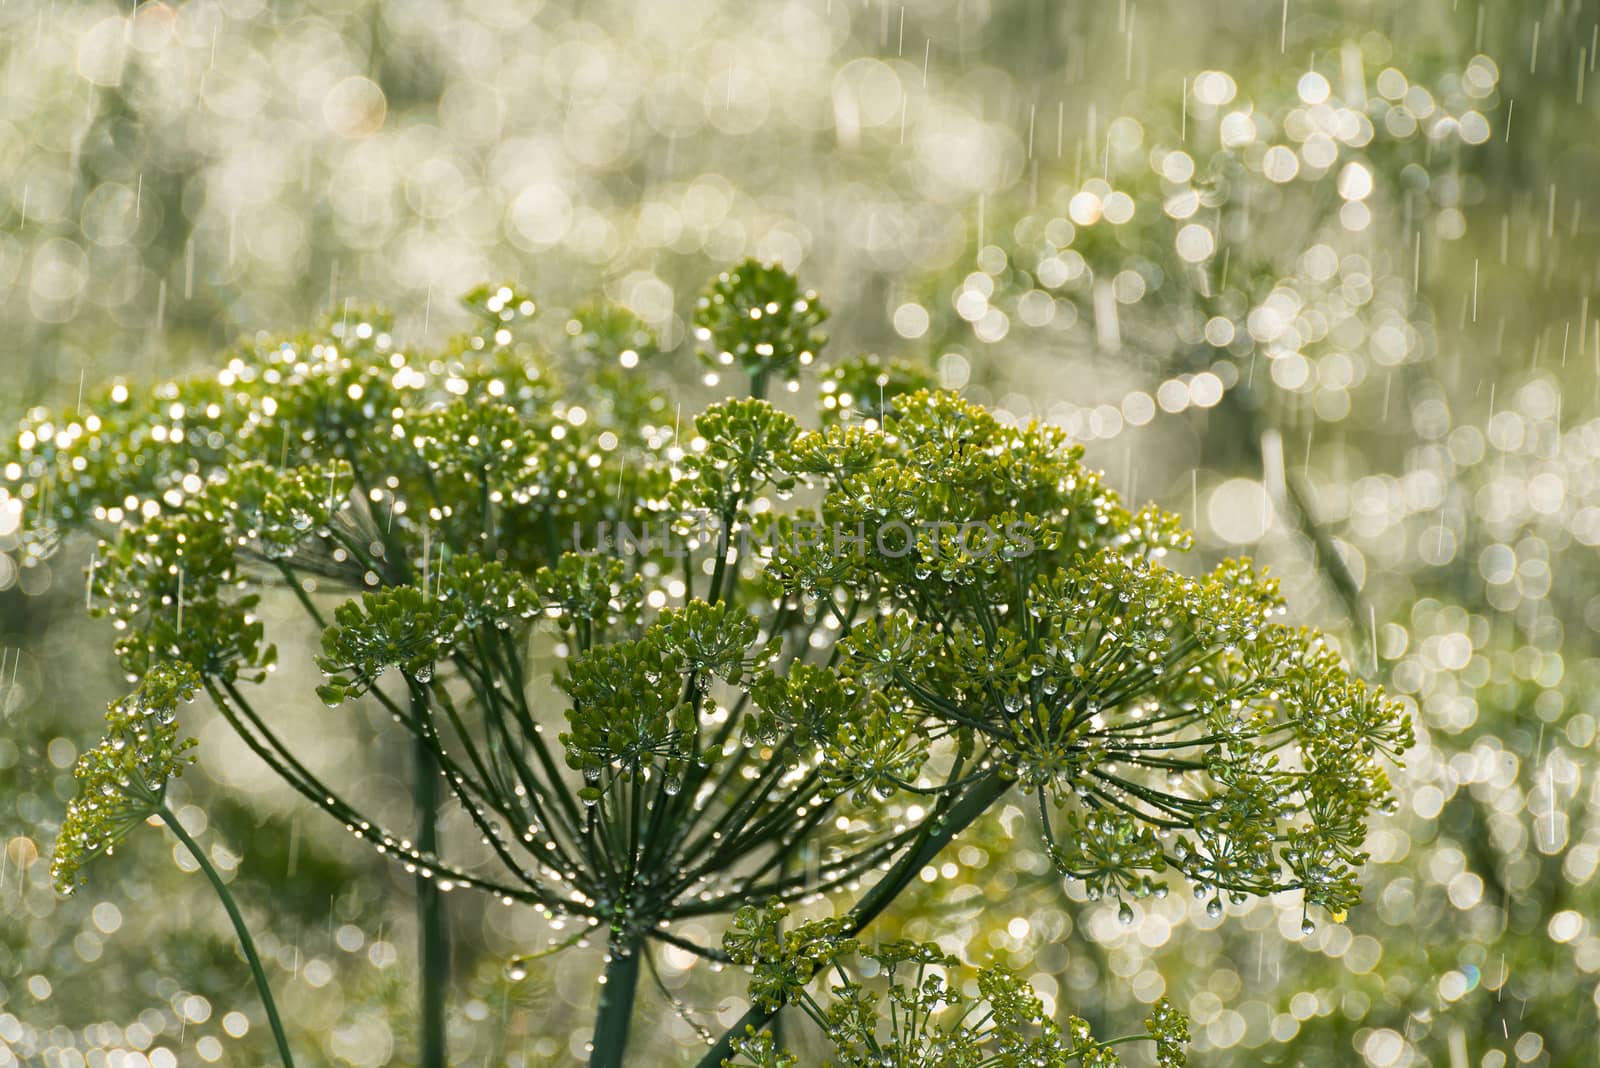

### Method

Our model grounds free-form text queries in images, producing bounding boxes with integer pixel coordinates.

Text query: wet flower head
[695,259,828,394]
[9,262,1408,1061]
[724,901,1191,1067]
[52,663,201,892]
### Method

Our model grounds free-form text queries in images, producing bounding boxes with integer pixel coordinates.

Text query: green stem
[589,938,644,1068]
[414,726,449,1068]
[158,806,296,1068]
[694,770,1011,1068]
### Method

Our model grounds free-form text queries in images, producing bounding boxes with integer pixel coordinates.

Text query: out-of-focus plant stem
[1229,375,1374,675]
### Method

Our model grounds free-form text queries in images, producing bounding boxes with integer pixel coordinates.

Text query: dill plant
[6,262,1410,1066]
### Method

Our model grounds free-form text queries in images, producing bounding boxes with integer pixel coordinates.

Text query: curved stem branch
[158,806,296,1068]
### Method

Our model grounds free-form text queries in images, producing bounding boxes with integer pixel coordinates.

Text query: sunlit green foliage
[723,901,1189,1066]
[695,260,829,396]
[51,664,201,892]
[11,264,1406,1065]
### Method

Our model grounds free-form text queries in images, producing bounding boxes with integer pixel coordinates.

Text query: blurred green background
[3,0,1599,1065]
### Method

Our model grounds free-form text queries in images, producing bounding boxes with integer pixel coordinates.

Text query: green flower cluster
[759,389,1411,919]
[8,262,1408,1066]
[52,663,201,892]
[723,902,1188,1067]
[694,260,829,395]
[817,354,936,428]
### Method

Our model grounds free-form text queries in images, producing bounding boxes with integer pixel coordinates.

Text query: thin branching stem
[158,805,297,1068]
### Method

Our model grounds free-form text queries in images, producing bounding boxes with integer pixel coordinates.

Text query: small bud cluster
[724,901,1189,1067]
[52,663,200,892]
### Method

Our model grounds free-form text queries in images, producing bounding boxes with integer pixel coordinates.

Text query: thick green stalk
[694,771,1010,1068]
[158,806,296,1068]
[589,938,644,1068]
[414,728,450,1068]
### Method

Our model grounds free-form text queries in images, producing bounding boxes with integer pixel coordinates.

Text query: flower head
[695,260,829,391]
[53,664,201,892]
